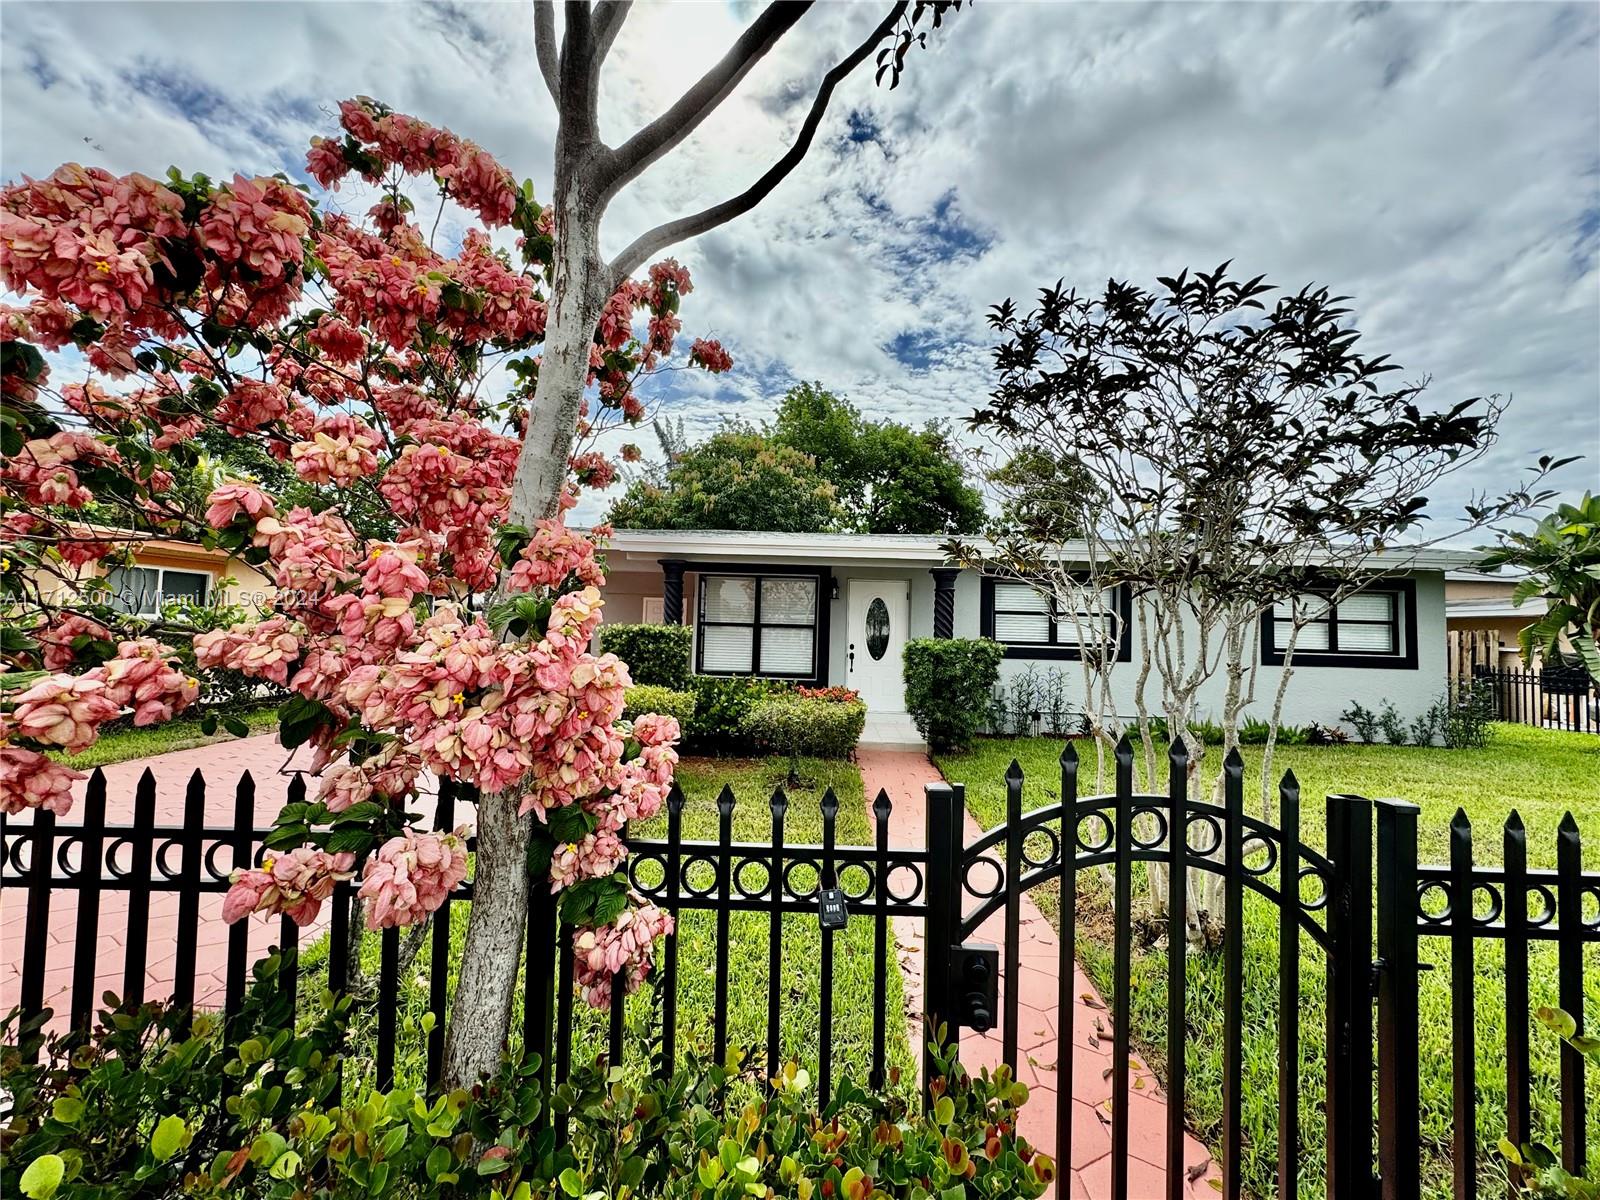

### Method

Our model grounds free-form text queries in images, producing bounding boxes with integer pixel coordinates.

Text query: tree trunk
[441,162,609,1089]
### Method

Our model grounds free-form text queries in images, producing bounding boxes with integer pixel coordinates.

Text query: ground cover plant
[935,725,1600,1200]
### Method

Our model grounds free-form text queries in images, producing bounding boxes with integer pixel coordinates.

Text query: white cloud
[4,0,1595,531]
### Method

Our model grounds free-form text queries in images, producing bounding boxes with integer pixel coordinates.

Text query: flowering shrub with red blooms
[795,685,861,704]
[0,97,735,1006]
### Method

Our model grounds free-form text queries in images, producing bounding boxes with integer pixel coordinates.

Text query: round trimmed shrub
[622,684,697,727]
[741,694,867,760]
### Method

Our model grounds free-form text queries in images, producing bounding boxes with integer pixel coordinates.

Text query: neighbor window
[1260,582,1416,669]
[103,566,210,616]
[696,573,819,678]
[980,577,1131,661]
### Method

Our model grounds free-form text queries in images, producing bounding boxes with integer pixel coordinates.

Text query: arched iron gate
[924,739,1379,1200]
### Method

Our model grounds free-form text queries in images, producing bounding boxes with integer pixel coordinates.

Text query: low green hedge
[904,637,1006,751]
[599,623,693,689]
[683,675,793,753]
[622,684,697,727]
[742,694,867,760]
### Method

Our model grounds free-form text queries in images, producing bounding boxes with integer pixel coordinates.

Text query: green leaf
[19,1155,65,1199]
[51,1096,84,1125]
[559,1167,584,1196]
[151,1114,190,1163]
[933,1096,954,1128]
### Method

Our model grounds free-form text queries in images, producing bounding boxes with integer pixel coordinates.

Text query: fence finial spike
[1280,767,1298,791]
[872,787,892,821]
[1059,740,1078,766]
[666,781,685,815]
[820,787,839,819]
[1223,745,1245,771]
[1114,731,1134,757]
[1168,735,1189,763]
[716,783,736,816]
[1451,806,1471,830]
[1005,759,1024,785]
[1504,808,1525,833]
[769,786,789,818]
[1557,810,1580,837]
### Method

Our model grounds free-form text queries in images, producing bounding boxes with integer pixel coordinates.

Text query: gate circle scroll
[962,854,1004,900]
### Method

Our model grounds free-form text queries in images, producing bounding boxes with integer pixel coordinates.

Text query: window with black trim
[696,573,819,679]
[1259,581,1417,669]
[980,577,1132,662]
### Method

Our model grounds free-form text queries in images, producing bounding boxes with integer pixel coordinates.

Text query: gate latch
[950,942,999,1033]
[818,887,848,930]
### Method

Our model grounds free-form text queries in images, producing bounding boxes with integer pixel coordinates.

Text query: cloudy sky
[4,0,1597,533]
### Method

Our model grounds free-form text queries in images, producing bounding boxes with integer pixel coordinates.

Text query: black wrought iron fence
[2,751,1596,1200]
[1474,664,1599,733]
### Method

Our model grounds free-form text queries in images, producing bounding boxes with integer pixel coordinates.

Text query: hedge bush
[622,684,697,727]
[742,694,867,760]
[598,623,692,689]
[904,637,1006,751]
[684,675,793,753]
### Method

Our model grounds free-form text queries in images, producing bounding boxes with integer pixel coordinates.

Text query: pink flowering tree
[0,98,731,1081]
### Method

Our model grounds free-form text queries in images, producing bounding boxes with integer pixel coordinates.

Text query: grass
[936,724,1600,1200]
[58,706,281,769]
[321,755,917,1100]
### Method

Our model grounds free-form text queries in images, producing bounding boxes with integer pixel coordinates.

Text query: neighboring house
[28,532,273,616]
[597,529,1478,743]
[1444,567,1545,670]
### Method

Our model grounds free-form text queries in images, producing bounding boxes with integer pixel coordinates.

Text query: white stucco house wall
[595,529,1476,745]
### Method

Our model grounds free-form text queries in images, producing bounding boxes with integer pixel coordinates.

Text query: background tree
[769,381,985,535]
[1480,492,1600,681]
[959,264,1565,942]
[607,425,844,532]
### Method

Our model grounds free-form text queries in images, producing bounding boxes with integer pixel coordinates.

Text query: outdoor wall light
[829,576,840,602]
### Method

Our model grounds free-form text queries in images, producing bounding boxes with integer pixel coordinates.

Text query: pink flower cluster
[36,613,112,671]
[689,338,734,373]
[195,616,303,686]
[572,901,676,1009]
[357,826,470,929]
[506,518,606,593]
[97,638,201,726]
[0,746,85,816]
[222,847,357,926]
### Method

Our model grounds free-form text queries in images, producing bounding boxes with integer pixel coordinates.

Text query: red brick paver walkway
[856,746,1219,1200]
[1,733,319,1023]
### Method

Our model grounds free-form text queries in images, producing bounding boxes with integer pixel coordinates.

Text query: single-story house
[597,529,1482,744]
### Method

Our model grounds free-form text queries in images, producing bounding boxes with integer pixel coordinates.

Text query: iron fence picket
[713,784,734,1069]
[1222,749,1246,1200]
[170,772,206,1026]
[1448,810,1476,1200]
[1057,741,1079,1186]
[870,786,892,1091]
[1110,736,1135,1200]
[20,807,56,1047]
[427,779,456,1091]
[1277,770,1302,1200]
[1502,812,1531,1155]
[122,769,157,1006]
[1002,760,1023,1072]
[1556,814,1586,1175]
[659,781,684,1080]
[766,787,787,1086]
[1375,799,1421,1200]
[1166,738,1191,1200]
[69,771,107,1030]
[223,772,255,1020]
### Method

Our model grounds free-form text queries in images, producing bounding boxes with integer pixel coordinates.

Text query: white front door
[846,579,909,712]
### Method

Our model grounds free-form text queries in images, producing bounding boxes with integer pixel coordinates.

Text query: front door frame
[845,577,911,713]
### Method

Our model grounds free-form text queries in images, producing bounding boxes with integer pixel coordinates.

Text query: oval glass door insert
[865,597,890,660]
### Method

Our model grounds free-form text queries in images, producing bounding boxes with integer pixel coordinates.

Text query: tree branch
[599,1,817,204]
[605,1,907,286]
[534,2,560,103]
[591,0,632,71]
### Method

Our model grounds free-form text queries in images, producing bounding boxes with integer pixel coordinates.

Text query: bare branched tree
[448,0,965,1087]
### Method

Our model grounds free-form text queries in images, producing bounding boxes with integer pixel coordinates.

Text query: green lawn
[328,755,916,1100]
[59,706,281,769]
[936,725,1600,1200]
